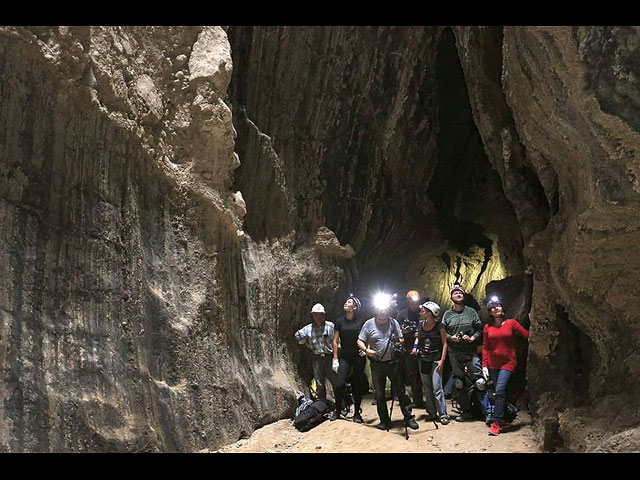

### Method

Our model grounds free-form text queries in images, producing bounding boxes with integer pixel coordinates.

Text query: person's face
[408,299,420,311]
[376,308,389,320]
[451,290,464,304]
[312,313,325,324]
[419,307,428,319]
[344,299,356,312]
[489,304,503,318]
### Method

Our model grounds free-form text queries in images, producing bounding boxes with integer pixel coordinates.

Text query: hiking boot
[439,415,451,425]
[405,417,419,430]
[376,421,390,431]
[353,413,363,424]
[489,422,501,436]
[330,411,341,421]
[455,412,474,422]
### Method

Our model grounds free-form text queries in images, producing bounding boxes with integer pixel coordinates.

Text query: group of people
[294,282,530,436]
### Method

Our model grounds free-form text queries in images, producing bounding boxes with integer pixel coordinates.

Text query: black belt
[314,353,330,358]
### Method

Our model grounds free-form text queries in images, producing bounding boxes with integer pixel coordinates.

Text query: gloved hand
[482,367,489,380]
[332,358,340,373]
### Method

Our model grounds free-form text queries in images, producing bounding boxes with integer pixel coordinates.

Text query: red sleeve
[482,324,490,367]
[510,319,530,340]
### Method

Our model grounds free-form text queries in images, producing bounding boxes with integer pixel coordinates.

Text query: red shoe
[488,423,501,436]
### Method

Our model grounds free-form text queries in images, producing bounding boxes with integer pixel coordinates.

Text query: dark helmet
[486,296,502,311]
[346,294,362,312]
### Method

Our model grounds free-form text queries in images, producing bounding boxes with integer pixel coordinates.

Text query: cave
[1,26,640,453]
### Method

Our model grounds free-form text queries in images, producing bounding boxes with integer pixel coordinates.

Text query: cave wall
[455,26,640,452]
[0,26,346,452]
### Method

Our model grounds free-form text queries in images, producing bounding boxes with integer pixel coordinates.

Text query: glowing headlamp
[373,292,392,311]
[491,296,499,303]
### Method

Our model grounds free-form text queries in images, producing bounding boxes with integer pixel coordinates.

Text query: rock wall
[0,26,345,452]
[3,25,640,453]
[455,26,640,452]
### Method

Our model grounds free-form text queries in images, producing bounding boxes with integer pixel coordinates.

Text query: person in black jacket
[396,290,425,409]
[331,294,368,423]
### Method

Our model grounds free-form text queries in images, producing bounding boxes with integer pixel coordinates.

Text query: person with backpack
[331,294,368,423]
[294,303,337,403]
[442,282,484,422]
[411,301,451,425]
[482,296,530,435]
[357,293,419,431]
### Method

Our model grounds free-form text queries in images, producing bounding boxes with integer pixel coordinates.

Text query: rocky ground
[212,395,540,453]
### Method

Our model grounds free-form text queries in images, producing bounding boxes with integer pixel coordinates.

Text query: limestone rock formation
[2,25,640,453]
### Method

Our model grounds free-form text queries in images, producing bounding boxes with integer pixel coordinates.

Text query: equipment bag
[293,399,331,432]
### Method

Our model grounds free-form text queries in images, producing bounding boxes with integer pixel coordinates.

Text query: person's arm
[294,325,309,344]
[511,319,530,340]
[471,311,483,343]
[357,339,376,358]
[482,325,490,368]
[411,331,419,355]
[333,330,340,360]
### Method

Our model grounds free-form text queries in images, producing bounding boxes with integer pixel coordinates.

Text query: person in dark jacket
[331,294,368,423]
[396,290,425,409]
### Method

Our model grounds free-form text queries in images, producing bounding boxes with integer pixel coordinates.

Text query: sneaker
[488,422,501,436]
[354,413,363,424]
[405,417,419,430]
[455,412,474,422]
[439,415,451,425]
[330,411,340,421]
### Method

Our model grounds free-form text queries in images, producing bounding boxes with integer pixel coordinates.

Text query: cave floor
[212,396,541,453]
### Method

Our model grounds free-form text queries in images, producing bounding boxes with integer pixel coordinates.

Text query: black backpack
[293,399,331,432]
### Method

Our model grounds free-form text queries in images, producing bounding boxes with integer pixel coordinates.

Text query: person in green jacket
[441,283,483,422]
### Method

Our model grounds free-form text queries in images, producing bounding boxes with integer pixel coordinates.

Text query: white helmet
[311,303,326,314]
[421,301,441,317]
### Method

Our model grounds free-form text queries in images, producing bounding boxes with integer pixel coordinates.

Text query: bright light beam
[373,292,391,311]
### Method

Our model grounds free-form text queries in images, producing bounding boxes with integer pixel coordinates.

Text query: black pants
[370,359,413,424]
[334,353,367,414]
[448,349,482,413]
[401,353,424,406]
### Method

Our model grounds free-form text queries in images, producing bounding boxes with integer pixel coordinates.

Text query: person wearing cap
[442,282,483,422]
[357,293,419,431]
[411,301,450,425]
[331,294,368,423]
[396,290,425,409]
[483,296,530,436]
[294,303,337,403]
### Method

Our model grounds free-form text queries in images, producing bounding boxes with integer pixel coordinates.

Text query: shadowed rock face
[1,26,639,453]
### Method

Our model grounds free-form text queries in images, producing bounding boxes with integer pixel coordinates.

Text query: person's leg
[351,355,367,420]
[389,362,417,427]
[449,350,470,413]
[432,362,447,418]
[311,356,327,401]
[370,360,390,426]
[492,369,512,423]
[324,355,338,399]
[406,355,424,408]
[332,356,351,419]
[419,360,437,418]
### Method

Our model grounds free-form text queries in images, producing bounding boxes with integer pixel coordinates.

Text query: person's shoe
[330,411,340,421]
[376,421,390,430]
[405,417,419,430]
[485,415,494,426]
[353,413,363,424]
[439,415,451,425]
[455,412,474,422]
[489,422,501,436]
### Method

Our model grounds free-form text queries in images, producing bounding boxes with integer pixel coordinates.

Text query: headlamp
[373,292,392,311]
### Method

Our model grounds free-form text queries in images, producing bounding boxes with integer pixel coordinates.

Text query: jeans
[448,349,482,413]
[311,354,337,401]
[418,359,447,417]
[489,368,512,422]
[370,359,414,424]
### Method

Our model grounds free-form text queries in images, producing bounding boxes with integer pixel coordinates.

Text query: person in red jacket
[482,296,529,436]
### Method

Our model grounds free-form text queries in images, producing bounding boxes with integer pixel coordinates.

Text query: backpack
[293,399,331,432]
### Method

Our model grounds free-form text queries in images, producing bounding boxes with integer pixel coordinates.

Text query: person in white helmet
[294,303,337,403]
[411,301,450,425]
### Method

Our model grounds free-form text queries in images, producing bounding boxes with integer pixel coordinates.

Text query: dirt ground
[213,395,541,453]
